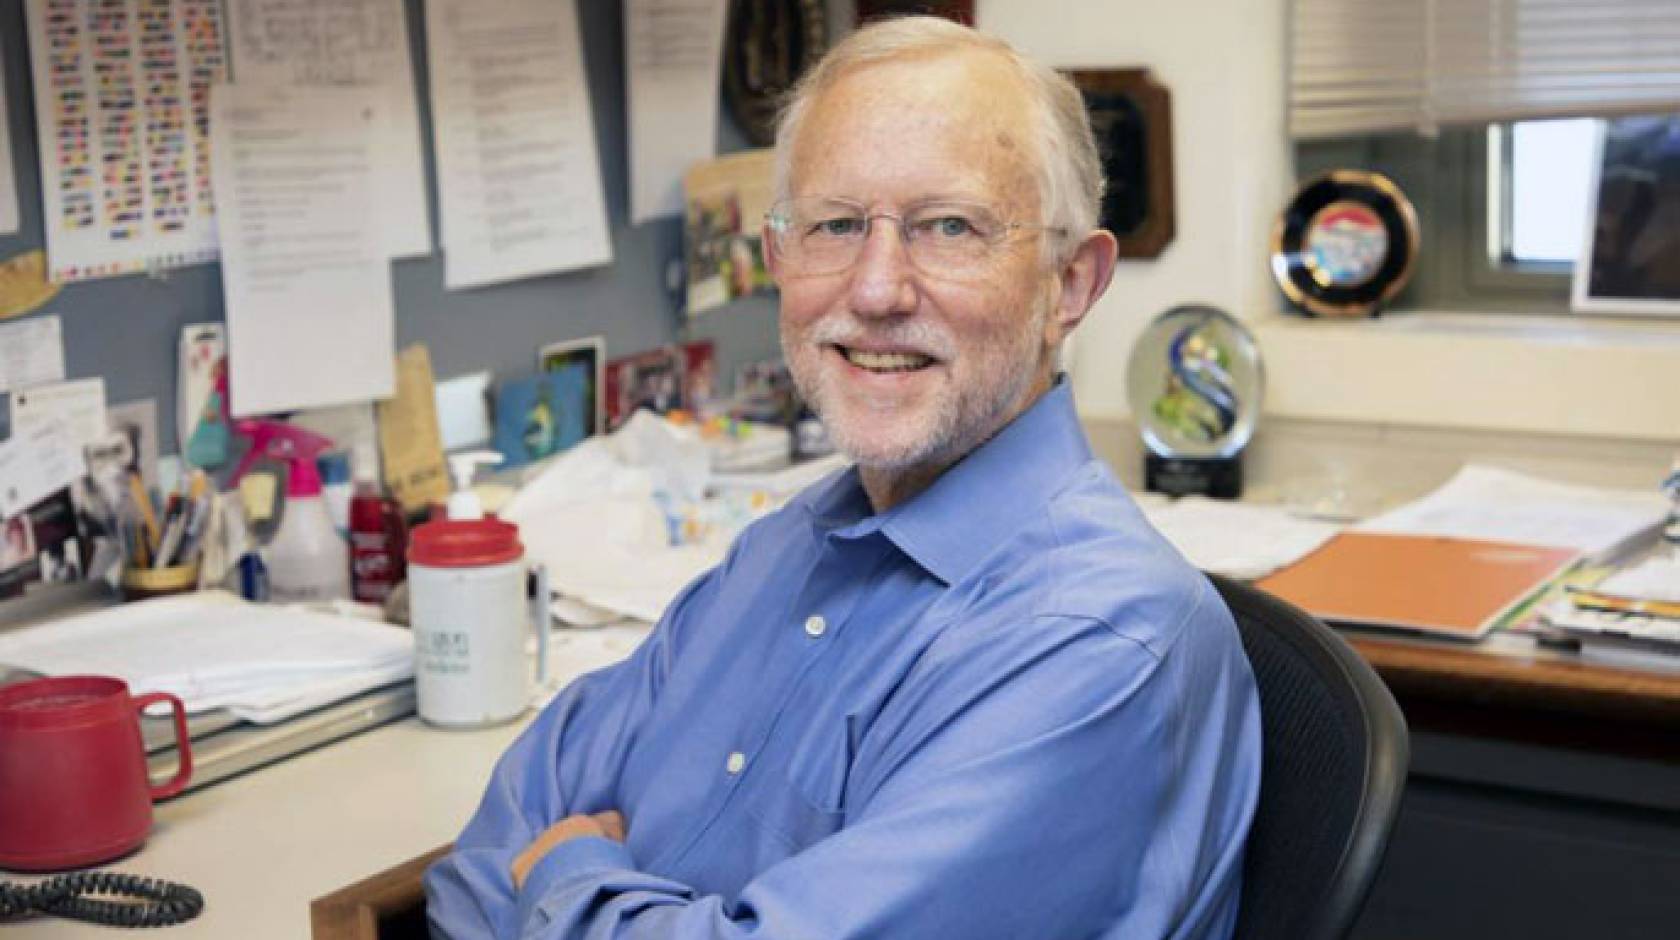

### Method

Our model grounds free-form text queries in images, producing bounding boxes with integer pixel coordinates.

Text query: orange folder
[1255,532,1580,640]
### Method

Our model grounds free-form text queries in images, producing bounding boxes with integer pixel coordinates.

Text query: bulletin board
[0,0,781,455]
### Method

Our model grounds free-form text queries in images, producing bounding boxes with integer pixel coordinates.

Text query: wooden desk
[1342,629,1680,940]
[1346,629,1680,759]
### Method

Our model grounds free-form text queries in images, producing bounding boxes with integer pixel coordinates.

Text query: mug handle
[529,563,550,687]
[134,691,194,800]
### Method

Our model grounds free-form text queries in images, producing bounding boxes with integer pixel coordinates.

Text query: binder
[1255,532,1579,640]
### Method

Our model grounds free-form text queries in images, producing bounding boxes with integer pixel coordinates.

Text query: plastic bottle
[348,444,407,604]
[233,420,349,603]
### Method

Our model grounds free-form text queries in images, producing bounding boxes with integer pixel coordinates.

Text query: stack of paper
[1355,465,1669,563]
[1140,496,1343,580]
[0,593,413,724]
[1538,556,1680,670]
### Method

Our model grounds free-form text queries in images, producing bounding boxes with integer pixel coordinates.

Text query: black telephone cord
[0,871,204,928]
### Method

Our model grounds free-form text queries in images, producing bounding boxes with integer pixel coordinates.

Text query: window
[1493,119,1599,268]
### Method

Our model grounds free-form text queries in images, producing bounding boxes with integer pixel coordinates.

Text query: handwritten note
[626,0,728,223]
[225,0,432,258]
[11,377,107,450]
[0,419,84,519]
[425,0,613,289]
[210,84,394,417]
[0,316,66,394]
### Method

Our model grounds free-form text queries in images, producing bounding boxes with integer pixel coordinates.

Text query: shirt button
[804,614,827,638]
[726,751,746,775]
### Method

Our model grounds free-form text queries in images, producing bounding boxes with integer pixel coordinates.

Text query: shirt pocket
[742,769,846,851]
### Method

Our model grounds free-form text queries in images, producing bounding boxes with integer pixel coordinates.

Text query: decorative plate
[1271,170,1419,318]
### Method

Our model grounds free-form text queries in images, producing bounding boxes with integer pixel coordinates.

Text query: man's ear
[1045,229,1119,345]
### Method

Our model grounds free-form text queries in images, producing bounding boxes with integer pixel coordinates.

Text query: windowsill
[1247,308,1680,442]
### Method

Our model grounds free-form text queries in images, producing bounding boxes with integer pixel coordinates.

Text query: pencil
[129,472,161,557]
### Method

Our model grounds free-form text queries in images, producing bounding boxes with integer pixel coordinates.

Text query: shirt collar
[875,378,1093,584]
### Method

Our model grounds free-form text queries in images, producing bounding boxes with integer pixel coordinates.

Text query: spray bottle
[230,419,349,603]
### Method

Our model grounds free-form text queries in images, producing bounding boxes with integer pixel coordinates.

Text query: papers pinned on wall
[0,40,18,235]
[684,149,776,315]
[225,0,433,259]
[209,83,395,418]
[626,0,729,223]
[24,0,228,283]
[0,315,66,395]
[425,0,613,289]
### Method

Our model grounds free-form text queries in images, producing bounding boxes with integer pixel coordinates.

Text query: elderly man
[425,16,1259,939]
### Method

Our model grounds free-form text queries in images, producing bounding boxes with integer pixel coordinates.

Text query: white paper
[24,0,228,282]
[0,41,19,234]
[435,370,493,450]
[225,0,432,259]
[626,0,728,223]
[210,83,395,417]
[1595,557,1680,604]
[425,0,613,289]
[0,419,84,517]
[1356,464,1669,562]
[1141,496,1344,581]
[11,377,107,450]
[0,591,414,722]
[0,315,66,393]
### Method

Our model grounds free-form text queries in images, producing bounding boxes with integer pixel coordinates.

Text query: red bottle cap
[408,518,523,568]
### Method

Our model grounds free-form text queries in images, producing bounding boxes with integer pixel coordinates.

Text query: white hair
[771,16,1105,263]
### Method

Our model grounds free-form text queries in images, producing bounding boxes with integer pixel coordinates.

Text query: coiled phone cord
[0,871,204,927]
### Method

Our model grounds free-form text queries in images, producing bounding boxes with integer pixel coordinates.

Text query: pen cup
[121,561,200,601]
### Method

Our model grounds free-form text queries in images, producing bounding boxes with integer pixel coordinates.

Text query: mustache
[805,317,957,360]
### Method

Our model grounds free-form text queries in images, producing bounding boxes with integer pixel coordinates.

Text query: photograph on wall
[684,149,776,316]
[491,369,593,470]
[1573,115,1680,316]
[538,336,605,439]
[605,345,684,431]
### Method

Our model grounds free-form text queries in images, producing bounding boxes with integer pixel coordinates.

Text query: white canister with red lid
[407,517,549,728]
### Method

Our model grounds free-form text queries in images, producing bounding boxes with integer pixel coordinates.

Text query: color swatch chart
[25,0,226,283]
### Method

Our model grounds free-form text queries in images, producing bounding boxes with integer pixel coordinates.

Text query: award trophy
[1124,305,1263,498]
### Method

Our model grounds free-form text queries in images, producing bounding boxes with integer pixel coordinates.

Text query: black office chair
[1207,573,1409,940]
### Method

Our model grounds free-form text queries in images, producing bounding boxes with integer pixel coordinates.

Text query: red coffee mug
[0,675,193,872]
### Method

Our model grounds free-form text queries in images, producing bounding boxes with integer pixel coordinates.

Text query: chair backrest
[1207,573,1409,940]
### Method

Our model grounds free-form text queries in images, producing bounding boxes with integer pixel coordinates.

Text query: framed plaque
[722,0,828,147]
[1065,69,1176,259]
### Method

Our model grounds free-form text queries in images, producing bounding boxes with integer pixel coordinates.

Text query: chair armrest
[311,843,452,940]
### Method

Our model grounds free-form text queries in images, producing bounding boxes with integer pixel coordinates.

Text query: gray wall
[0,0,782,455]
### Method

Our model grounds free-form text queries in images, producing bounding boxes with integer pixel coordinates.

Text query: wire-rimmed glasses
[765,197,1062,278]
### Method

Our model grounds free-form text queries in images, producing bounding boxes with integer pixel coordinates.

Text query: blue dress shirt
[425,380,1262,939]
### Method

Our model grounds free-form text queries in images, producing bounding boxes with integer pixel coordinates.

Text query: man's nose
[847,218,918,317]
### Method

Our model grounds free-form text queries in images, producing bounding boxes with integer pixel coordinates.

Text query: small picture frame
[1064,69,1176,259]
[1572,115,1680,317]
[538,336,605,438]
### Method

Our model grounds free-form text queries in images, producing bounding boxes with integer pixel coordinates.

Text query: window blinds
[1290,0,1680,139]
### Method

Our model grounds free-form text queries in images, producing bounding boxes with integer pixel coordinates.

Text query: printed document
[425,0,613,289]
[210,84,395,417]
[225,0,432,258]
[24,0,228,282]
[626,0,728,223]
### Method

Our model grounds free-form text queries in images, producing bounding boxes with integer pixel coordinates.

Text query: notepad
[1256,531,1580,640]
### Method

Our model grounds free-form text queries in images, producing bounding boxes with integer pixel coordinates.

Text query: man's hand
[512,811,625,889]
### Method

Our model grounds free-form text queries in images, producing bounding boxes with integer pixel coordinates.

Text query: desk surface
[13,625,648,940]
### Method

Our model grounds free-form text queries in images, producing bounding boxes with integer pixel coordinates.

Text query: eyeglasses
[765,197,1063,278]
